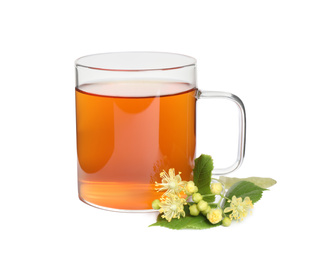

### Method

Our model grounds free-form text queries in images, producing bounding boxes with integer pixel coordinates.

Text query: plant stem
[219,193,230,201]
[202,194,214,198]
[217,196,223,209]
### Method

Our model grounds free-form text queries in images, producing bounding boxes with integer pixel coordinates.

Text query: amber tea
[76,81,196,210]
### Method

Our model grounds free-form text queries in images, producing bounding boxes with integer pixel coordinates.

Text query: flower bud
[201,205,212,216]
[222,216,232,227]
[197,200,208,212]
[207,208,223,224]
[192,193,203,203]
[152,199,161,210]
[189,204,200,216]
[210,182,223,195]
[185,181,198,195]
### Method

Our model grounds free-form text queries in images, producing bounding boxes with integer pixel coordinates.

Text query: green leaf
[223,181,267,209]
[149,206,221,230]
[219,176,277,189]
[149,214,221,230]
[193,154,215,202]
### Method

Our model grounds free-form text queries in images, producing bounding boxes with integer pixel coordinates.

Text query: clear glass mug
[75,52,246,211]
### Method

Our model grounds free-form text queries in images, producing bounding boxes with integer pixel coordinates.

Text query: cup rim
[75,51,197,72]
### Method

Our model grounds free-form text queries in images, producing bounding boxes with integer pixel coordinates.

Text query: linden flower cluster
[152,169,187,222]
[152,169,254,226]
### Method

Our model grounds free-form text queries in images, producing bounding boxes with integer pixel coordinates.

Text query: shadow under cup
[75,52,198,211]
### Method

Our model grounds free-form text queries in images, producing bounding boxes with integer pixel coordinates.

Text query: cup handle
[197,90,246,175]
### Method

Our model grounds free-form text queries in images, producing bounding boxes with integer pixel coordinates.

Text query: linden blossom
[155,168,187,196]
[224,196,254,222]
[158,193,187,222]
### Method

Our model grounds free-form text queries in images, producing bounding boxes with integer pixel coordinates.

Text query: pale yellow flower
[155,168,187,196]
[159,193,187,222]
[207,208,223,224]
[224,196,253,222]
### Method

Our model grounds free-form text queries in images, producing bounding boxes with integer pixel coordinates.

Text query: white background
[1,0,327,259]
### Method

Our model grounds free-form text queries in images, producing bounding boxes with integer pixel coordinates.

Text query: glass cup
[75,52,246,211]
